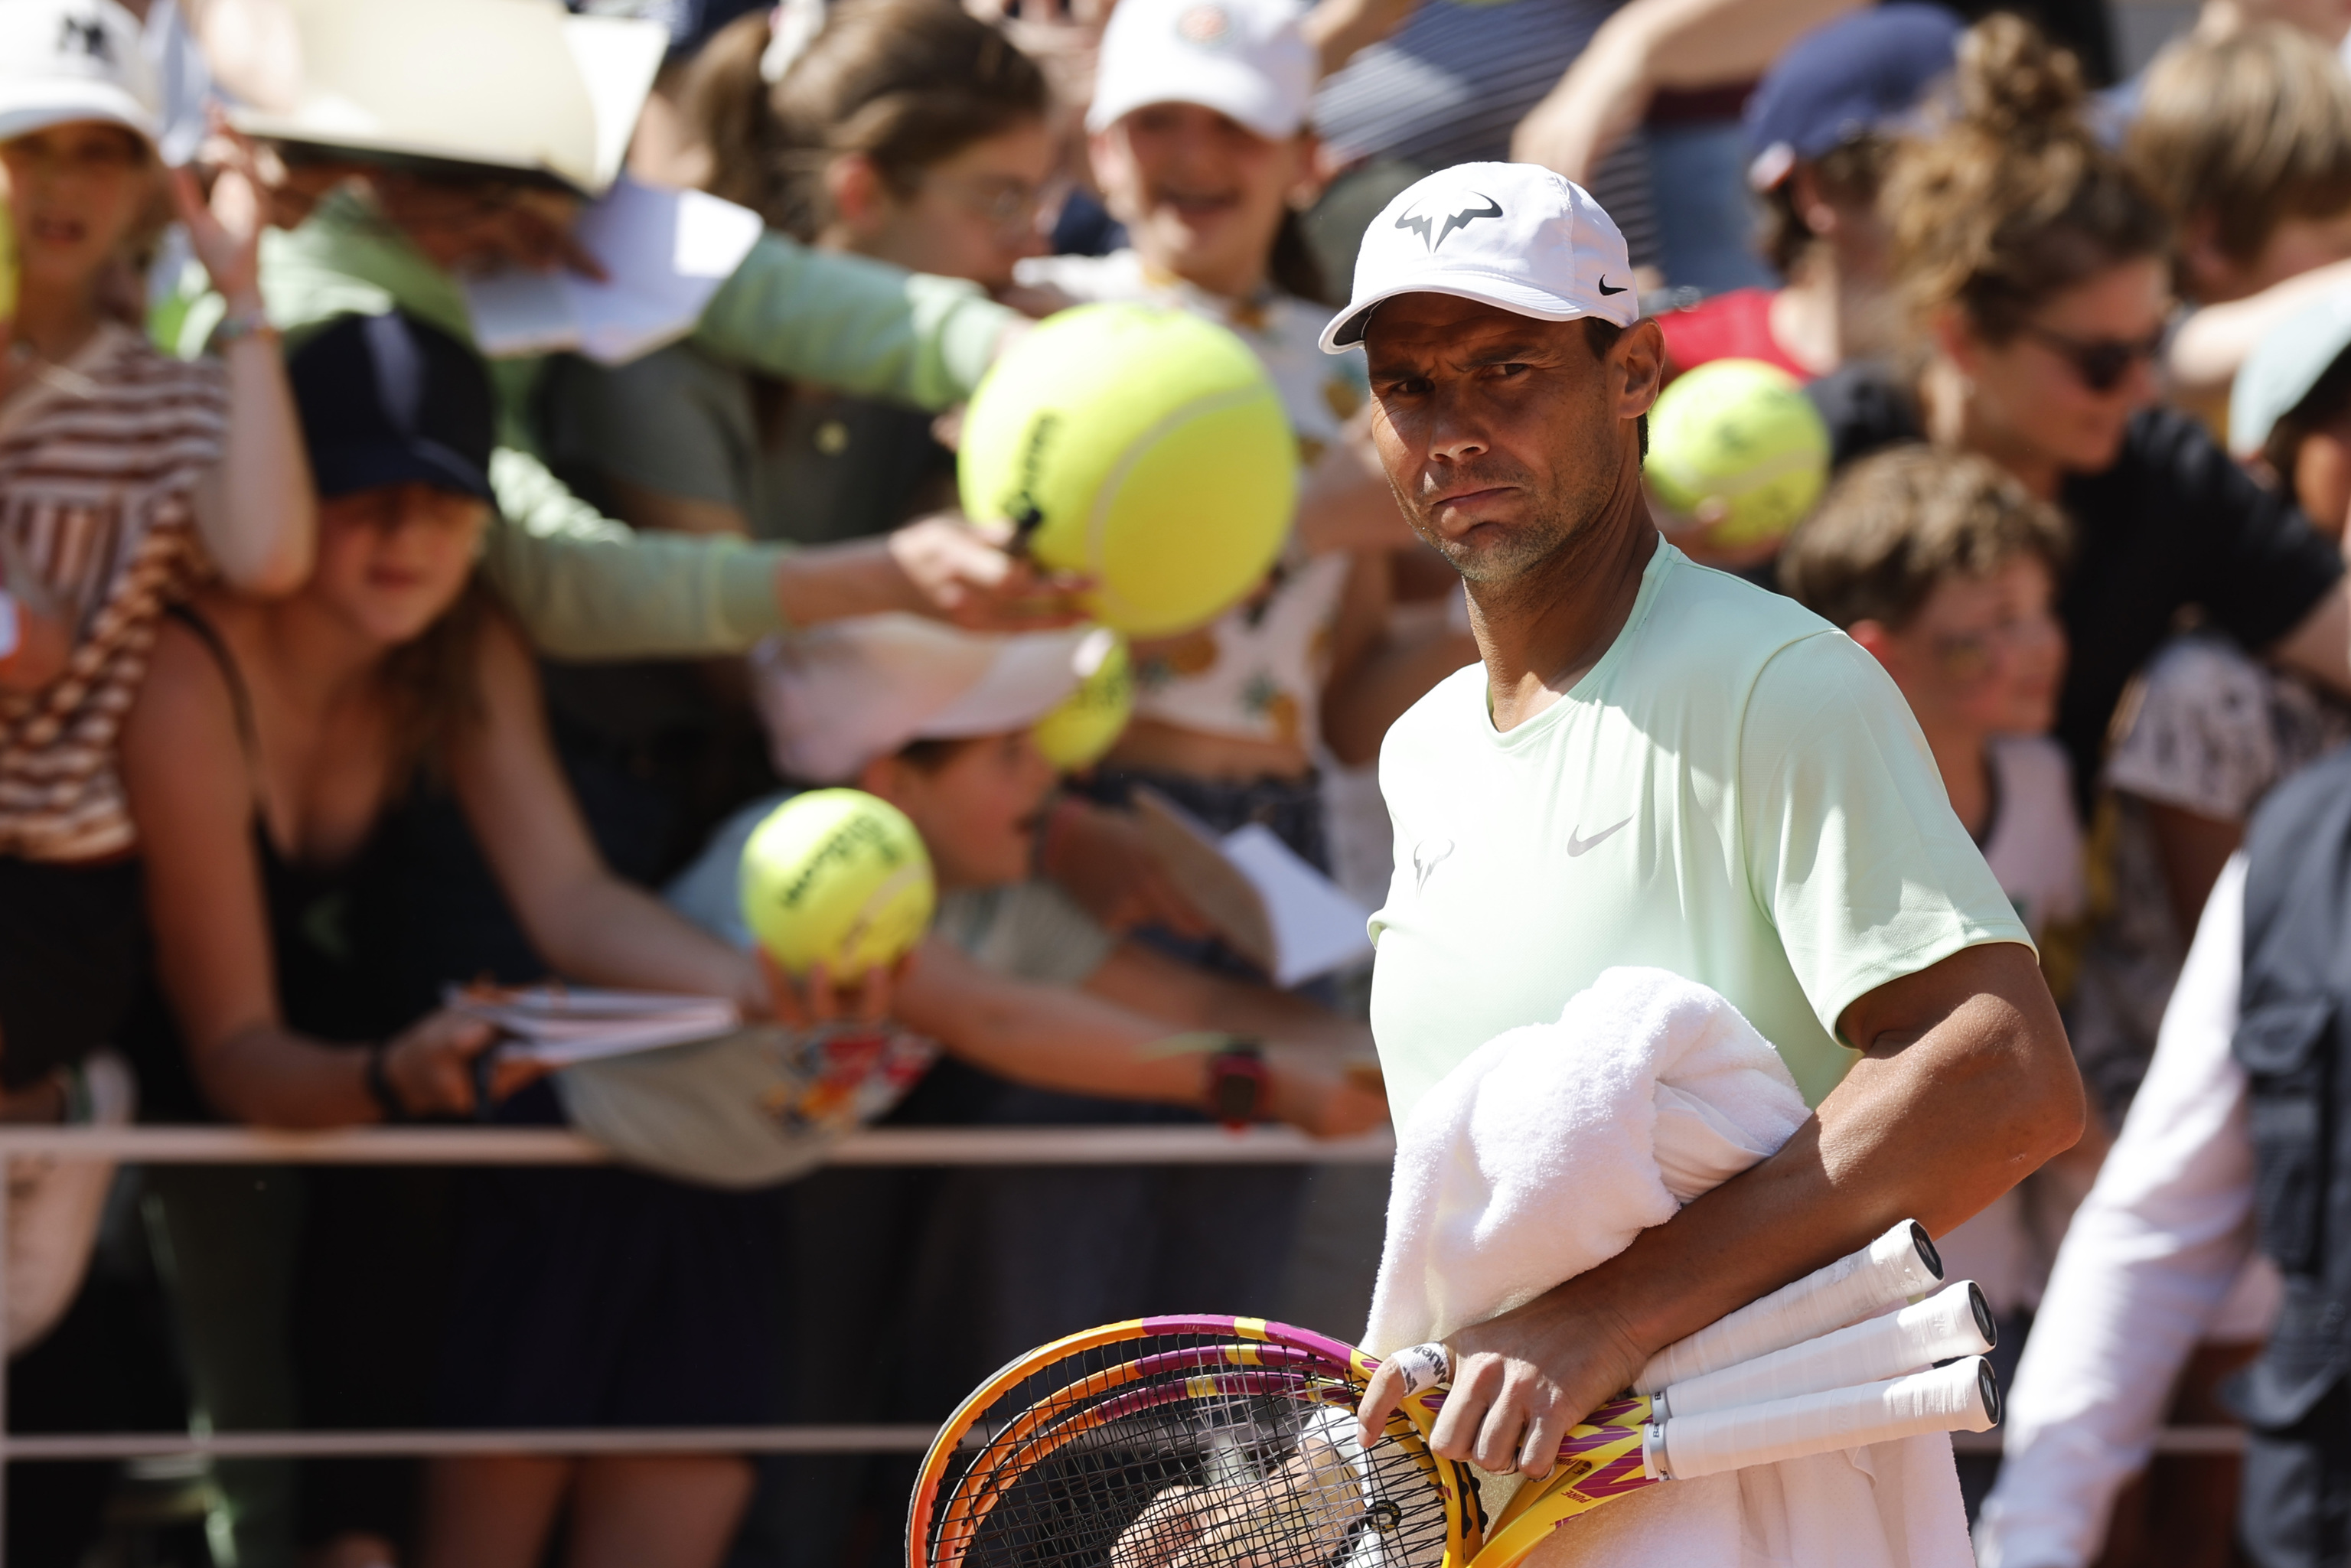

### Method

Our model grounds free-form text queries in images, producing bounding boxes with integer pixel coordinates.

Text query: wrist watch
[1206,1039,1269,1130]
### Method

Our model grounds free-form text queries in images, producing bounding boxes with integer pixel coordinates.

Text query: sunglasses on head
[2018,321,2168,393]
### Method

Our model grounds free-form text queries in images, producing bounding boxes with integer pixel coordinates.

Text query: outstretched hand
[885,513,1089,631]
[757,948,906,1028]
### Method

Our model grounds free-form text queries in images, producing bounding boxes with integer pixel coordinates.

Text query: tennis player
[1335,165,2082,1478]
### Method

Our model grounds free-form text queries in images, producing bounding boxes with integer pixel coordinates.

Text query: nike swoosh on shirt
[1566,817,1632,856]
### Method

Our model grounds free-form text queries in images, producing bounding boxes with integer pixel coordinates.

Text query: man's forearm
[1592,944,2079,1359]
[1400,942,2079,1474]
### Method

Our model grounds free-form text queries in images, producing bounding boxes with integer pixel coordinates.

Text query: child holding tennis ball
[1014,0,1394,890]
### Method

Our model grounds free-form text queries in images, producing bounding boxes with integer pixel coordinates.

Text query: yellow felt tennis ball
[1032,628,1133,770]
[960,302,1296,637]
[1647,359,1831,549]
[739,790,936,976]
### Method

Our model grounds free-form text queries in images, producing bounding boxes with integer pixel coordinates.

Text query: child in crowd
[2127,23,2351,312]
[1780,444,2089,1338]
[1017,0,1397,887]
[1655,3,1958,384]
[0,0,311,1354]
[665,613,1384,1566]
[544,0,1052,547]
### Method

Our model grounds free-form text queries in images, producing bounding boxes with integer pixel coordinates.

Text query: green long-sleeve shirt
[180,191,1014,659]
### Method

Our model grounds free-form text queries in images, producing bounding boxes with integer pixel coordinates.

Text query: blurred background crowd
[2,0,2348,1562]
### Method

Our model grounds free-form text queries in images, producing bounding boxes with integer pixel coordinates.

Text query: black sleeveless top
[126,607,407,1120]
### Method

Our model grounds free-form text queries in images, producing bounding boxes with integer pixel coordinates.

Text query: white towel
[1363,967,1974,1568]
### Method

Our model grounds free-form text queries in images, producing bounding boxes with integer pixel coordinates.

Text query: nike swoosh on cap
[1565,817,1632,856]
[1596,278,1627,296]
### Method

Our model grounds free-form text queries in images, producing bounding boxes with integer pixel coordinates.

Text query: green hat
[2232,290,2351,459]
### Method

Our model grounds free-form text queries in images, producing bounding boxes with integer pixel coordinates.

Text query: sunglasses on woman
[2018,321,2168,394]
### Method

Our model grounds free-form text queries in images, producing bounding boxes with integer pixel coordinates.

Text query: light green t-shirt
[1368,543,2032,1117]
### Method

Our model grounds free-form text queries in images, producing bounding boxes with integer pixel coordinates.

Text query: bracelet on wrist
[364,1042,412,1124]
[212,300,276,347]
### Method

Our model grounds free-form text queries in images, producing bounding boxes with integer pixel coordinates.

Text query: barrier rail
[0,1125,2249,1565]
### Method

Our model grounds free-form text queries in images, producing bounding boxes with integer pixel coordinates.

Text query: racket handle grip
[1635,1220,1942,1393]
[1655,1280,1995,1420]
[1645,1357,2000,1482]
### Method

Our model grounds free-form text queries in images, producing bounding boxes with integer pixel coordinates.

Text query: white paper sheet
[461,179,765,365]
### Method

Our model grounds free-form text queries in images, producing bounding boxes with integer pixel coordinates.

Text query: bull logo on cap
[57,9,112,59]
[1395,191,1502,253]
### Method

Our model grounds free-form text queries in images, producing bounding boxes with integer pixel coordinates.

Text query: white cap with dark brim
[1320,161,1639,354]
[0,0,161,147]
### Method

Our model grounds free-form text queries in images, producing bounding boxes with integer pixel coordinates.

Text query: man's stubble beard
[1394,455,1616,589]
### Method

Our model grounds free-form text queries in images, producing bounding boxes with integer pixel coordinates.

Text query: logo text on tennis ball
[1003,411,1062,551]
[741,791,935,976]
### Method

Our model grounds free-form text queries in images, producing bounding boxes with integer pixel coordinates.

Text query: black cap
[289,311,497,503]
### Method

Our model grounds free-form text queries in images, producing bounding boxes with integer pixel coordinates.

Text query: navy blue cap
[1743,3,1963,190]
[288,312,496,504]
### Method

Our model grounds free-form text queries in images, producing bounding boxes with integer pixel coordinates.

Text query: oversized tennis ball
[739,790,936,976]
[1031,628,1133,770]
[960,302,1296,637]
[1647,359,1831,549]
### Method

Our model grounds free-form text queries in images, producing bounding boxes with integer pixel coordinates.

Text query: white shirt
[1974,854,2268,1568]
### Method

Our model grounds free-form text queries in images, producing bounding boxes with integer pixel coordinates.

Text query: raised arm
[482,451,1081,660]
[177,148,315,595]
[1360,938,2079,1472]
[1511,0,1862,184]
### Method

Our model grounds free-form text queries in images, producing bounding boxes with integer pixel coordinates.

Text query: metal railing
[0,1123,1394,1562]
[0,1124,2250,1564]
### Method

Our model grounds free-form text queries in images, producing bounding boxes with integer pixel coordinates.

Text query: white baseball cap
[0,0,161,148]
[1087,0,1316,142]
[752,614,1112,784]
[1319,162,1639,353]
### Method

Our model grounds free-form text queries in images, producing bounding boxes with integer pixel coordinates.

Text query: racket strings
[924,1332,1455,1568]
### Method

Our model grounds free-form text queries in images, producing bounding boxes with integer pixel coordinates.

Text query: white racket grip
[1635,1220,1942,1394]
[1645,1357,2000,1482]
[1655,1280,1995,1420]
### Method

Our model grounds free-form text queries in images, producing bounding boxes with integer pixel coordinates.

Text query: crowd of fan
[4,0,2350,1563]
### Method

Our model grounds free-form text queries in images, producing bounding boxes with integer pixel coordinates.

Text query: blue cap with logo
[1742,3,1963,191]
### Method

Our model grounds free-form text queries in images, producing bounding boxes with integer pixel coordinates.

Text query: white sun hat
[1086,0,1316,141]
[0,0,161,147]
[1320,161,1639,352]
[229,0,664,197]
[752,614,1114,784]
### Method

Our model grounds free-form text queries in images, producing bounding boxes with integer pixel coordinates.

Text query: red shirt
[1655,288,1811,383]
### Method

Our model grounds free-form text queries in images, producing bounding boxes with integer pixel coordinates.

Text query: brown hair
[1882,14,2171,342]
[380,575,491,786]
[1758,134,1898,277]
[683,0,1050,240]
[1779,444,2072,630]
[2127,23,2351,272]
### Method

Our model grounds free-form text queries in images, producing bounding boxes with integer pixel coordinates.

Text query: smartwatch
[1206,1039,1269,1130]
